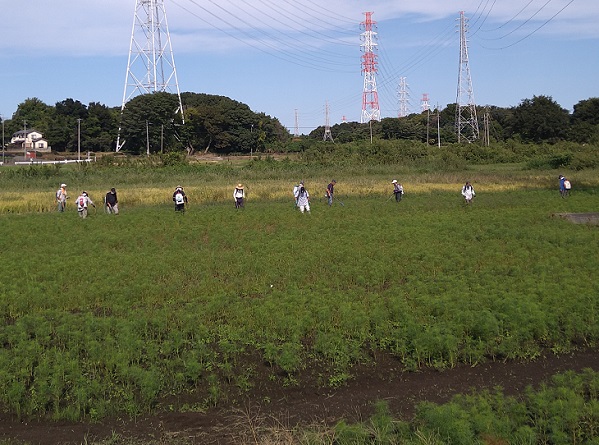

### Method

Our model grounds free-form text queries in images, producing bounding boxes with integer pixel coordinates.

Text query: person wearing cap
[173,185,188,212]
[76,191,95,218]
[56,183,68,212]
[104,187,119,215]
[461,181,475,204]
[391,179,404,202]
[326,179,337,206]
[296,182,310,213]
[233,183,245,209]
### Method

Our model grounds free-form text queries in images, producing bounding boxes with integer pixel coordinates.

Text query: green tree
[510,95,570,143]
[84,103,118,152]
[571,97,599,125]
[381,115,427,141]
[119,92,183,154]
[46,99,89,152]
[569,97,599,143]
[8,98,53,137]
[180,92,289,154]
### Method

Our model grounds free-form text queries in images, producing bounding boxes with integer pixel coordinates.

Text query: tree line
[1,92,290,155]
[2,93,598,155]
[308,95,599,146]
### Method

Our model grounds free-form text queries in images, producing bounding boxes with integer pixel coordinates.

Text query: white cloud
[1,0,597,56]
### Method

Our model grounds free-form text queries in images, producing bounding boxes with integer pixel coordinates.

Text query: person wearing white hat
[56,183,68,212]
[391,179,404,202]
[76,191,95,218]
[233,183,245,209]
[173,185,188,212]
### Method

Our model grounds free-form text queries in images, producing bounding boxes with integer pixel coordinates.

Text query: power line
[479,0,575,49]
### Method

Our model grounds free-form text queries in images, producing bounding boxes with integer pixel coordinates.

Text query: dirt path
[1,348,598,444]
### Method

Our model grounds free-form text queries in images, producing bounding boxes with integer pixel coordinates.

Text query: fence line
[12,158,96,166]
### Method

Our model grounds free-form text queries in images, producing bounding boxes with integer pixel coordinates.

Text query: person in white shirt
[76,191,95,218]
[56,183,68,212]
[391,179,404,202]
[296,184,310,213]
[233,183,245,209]
[461,181,475,204]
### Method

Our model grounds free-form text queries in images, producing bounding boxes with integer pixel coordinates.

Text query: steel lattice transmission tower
[398,77,410,118]
[116,0,184,152]
[360,12,381,124]
[455,11,479,143]
[323,101,334,142]
[293,109,300,138]
[421,93,430,112]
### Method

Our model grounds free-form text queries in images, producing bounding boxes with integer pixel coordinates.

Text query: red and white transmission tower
[360,12,381,123]
[116,0,184,152]
[455,11,479,143]
[421,93,430,113]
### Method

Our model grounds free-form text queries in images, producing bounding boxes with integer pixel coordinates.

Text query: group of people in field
[54,174,572,217]
[55,183,119,218]
[171,183,246,213]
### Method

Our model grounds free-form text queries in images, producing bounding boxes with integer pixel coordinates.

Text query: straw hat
[237,183,244,189]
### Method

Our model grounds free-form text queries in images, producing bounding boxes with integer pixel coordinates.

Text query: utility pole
[161,124,164,153]
[421,94,430,145]
[360,12,381,124]
[77,118,82,161]
[116,0,184,152]
[323,101,334,142]
[455,11,479,143]
[437,104,441,148]
[146,120,150,156]
[483,107,490,146]
[1,114,4,164]
[23,120,27,160]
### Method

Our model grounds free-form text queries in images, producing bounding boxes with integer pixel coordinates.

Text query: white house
[10,129,49,151]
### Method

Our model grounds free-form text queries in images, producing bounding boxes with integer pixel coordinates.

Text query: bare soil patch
[1,348,598,444]
[553,212,599,225]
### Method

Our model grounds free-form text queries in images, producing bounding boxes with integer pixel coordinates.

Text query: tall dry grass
[1,162,597,213]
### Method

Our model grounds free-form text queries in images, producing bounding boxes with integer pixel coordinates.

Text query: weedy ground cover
[0,165,598,421]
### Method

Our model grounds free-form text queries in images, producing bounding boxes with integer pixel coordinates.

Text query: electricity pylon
[455,11,479,143]
[323,101,334,142]
[398,77,410,118]
[360,12,381,124]
[116,0,184,152]
[294,109,300,138]
[421,93,430,113]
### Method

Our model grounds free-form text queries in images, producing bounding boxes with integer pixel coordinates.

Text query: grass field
[0,161,598,424]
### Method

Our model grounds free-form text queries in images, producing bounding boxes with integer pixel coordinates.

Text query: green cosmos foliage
[331,369,599,445]
[0,185,598,420]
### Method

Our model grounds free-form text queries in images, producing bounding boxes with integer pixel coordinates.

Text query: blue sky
[1,0,598,135]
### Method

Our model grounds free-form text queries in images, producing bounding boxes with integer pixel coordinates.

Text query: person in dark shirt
[326,179,337,206]
[105,188,119,214]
